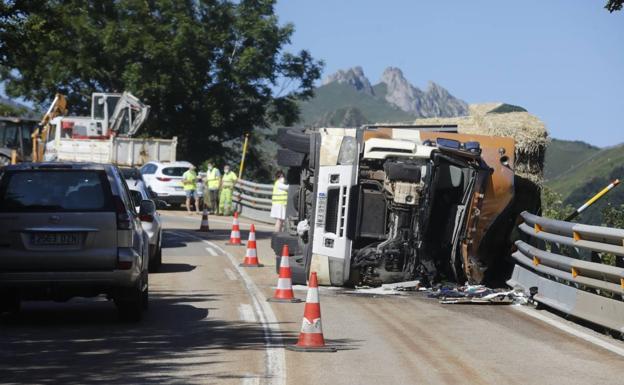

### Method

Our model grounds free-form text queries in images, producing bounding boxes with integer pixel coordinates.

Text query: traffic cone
[226,212,243,246]
[240,224,263,267]
[198,208,211,232]
[267,245,301,303]
[286,272,336,352]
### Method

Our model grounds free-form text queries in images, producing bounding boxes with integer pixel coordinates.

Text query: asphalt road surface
[1,212,623,385]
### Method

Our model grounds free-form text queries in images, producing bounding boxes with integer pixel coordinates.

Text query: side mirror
[139,199,156,222]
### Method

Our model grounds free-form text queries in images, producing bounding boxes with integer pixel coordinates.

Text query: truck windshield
[0,170,114,212]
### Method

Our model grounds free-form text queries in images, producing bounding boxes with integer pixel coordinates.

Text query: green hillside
[298,82,415,126]
[545,141,624,225]
[544,139,601,181]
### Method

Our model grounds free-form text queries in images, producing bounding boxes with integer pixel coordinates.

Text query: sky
[276,0,624,147]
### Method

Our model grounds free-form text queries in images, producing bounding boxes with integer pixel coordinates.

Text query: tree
[605,0,623,12]
[0,0,323,173]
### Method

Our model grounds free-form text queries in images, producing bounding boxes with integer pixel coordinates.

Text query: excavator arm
[32,93,67,162]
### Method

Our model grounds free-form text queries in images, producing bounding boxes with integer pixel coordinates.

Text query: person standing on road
[205,162,221,214]
[219,165,238,216]
[182,165,198,214]
[196,172,206,213]
[271,171,289,232]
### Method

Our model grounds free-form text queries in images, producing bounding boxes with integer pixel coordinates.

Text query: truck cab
[274,126,519,287]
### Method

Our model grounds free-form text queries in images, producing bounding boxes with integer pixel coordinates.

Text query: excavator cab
[91,92,150,137]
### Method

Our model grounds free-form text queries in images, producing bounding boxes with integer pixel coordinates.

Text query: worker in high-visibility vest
[204,162,221,214]
[271,171,289,232]
[181,165,199,214]
[219,164,238,216]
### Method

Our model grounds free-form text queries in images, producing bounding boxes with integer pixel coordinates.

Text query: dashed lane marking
[205,246,218,256]
[170,230,286,385]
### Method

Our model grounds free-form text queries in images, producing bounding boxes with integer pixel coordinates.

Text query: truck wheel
[277,148,306,167]
[277,128,310,154]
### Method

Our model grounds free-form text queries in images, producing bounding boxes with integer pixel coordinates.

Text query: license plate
[32,233,80,246]
[174,187,183,191]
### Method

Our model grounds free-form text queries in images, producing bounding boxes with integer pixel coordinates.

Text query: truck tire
[277,148,306,167]
[277,128,310,154]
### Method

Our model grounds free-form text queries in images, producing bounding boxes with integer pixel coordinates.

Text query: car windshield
[162,167,188,177]
[0,170,114,212]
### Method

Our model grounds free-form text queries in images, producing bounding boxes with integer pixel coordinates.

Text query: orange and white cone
[267,245,301,303]
[240,224,263,267]
[198,208,211,232]
[287,272,336,352]
[226,212,243,246]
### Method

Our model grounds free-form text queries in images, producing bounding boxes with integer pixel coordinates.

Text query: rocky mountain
[379,67,468,118]
[299,66,468,127]
[322,66,374,96]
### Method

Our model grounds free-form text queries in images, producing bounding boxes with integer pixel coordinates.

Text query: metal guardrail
[507,211,624,334]
[233,179,274,224]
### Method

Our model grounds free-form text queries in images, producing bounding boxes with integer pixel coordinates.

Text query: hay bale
[413,103,549,185]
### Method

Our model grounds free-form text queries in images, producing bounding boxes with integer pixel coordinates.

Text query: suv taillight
[157,177,171,182]
[114,196,132,230]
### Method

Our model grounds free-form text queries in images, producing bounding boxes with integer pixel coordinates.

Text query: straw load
[413,103,549,185]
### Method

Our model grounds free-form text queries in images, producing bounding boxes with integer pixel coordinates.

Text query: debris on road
[381,280,421,291]
[428,285,528,305]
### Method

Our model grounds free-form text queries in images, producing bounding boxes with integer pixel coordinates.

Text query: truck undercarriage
[273,126,528,287]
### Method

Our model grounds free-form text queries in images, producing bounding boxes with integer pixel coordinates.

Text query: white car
[126,177,163,272]
[140,161,193,208]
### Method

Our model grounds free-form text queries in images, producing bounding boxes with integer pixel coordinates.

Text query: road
[1,212,623,385]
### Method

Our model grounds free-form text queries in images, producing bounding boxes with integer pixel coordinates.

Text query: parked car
[140,161,192,208]
[0,162,152,321]
[126,176,163,272]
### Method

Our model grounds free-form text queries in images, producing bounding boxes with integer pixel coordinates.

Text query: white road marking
[172,230,286,385]
[513,305,624,358]
[242,376,260,385]
[224,268,238,281]
[239,304,258,322]
[205,246,218,256]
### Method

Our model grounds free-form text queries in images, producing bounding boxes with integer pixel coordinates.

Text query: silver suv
[0,162,152,321]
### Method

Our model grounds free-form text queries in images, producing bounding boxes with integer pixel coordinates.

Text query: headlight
[337,136,357,165]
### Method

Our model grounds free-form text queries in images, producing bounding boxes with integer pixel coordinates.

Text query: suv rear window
[162,167,188,177]
[0,170,115,212]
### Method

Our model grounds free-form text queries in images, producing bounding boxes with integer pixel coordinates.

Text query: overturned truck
[273,124,541,287]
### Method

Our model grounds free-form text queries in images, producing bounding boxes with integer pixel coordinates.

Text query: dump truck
[34,92,176,166]
[273,125,536,287]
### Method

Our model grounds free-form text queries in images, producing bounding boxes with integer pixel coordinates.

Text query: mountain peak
[379,67,468,118]
[322,66,374,96]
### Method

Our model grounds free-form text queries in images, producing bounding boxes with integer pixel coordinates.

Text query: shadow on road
[154,263,197,273]
[0,291,298,384]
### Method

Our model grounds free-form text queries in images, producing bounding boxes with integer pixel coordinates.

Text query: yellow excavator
[30,93,67,162]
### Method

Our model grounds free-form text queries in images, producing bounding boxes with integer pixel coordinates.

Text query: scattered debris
[381,280,421,291]
[428,285,528,305]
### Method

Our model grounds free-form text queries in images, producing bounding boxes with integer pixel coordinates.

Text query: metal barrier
[233,179,274,224]
[507,211,624,334]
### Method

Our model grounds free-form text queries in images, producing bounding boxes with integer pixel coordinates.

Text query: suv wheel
[115,276,148,322]
[0,292,20,315]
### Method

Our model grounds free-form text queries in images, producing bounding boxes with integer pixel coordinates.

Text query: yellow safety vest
[206,168,220,189]
[221,171,237,189]
[272,180,288,205]
[181,170,197,191]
